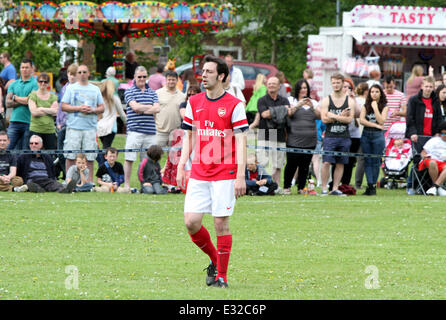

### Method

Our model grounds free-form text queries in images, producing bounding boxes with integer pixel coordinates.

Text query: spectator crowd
[1,50,446,196]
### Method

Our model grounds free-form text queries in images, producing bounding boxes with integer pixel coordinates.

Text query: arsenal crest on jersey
[217,107,226,117]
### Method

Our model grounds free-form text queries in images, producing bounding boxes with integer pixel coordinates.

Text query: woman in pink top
[405,65,433,99]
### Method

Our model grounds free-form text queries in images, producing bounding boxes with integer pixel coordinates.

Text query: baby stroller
[379,121,412,189]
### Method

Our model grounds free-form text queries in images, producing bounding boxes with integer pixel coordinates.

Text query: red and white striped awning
[348,28,446,47]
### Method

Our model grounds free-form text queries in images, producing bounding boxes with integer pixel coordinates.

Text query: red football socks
[216,234,232,283]
[189,225,218,266]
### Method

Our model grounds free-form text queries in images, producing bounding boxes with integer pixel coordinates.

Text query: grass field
[1,135,446,300]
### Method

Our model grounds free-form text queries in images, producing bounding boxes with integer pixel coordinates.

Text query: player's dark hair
[147,145,164,162]
[204,55,229,82]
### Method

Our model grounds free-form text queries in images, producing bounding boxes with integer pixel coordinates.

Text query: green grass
[1,189,446,299]
[1,134,446,299]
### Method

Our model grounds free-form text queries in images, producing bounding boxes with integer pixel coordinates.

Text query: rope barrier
[0,145,405,159]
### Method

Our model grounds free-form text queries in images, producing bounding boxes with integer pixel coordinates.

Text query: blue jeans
[7,121,29,150]
[360,130,385,185]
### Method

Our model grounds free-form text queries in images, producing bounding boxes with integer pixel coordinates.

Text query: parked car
[176,57,291,102]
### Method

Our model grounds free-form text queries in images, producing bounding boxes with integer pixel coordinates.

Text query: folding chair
[410,136,433,195]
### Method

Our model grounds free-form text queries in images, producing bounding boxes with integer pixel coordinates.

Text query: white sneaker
[14,185,28,192]
[274,187,284,195]
[426,186,438,196]
[438,187,446,196]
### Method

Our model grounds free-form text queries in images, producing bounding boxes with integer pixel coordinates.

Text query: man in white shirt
[419,121,446,196]
[224,54,245,91]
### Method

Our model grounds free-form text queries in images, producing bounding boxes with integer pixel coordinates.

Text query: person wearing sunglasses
[28,73,58,152]
[123,66,160,191]
[61,64,105,183]
[14,134,76,193]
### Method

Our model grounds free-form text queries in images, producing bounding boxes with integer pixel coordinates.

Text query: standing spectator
[155,70,185,147]
[257,76,290,190]
[405,76,443,194]
[224,54,244,91]
[61,64,105,182]
[14,135,76,193]
[161,85,201,191]
[56,63,77,179]
[5,58,38,150]
[123,66,160,190]
[28,73,59,151]
[103,66,120,95]
[148,64,166,91]
[337,78,360,187]
[283,79,320,195]
[435,84,446,120]
[0,131,23,191]
[97,79,127,165]
[0,52,17,91]
[181,69,199,94]
[276,71,289,98]
[405,65,433,99]
[245,73,266,125]
[125,51,139,81]
[366,70,381,88]
[303,68,320,101]
[312,119,326,187]
[383,75,407,130]
[320,73,355,196]
[359,84,388,196]
[223,74,246,104]
[354,82,369,189]
[179,85,201,120]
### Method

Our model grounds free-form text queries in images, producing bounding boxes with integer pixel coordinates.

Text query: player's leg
[213,216,231,288]
[184,179,218,285]
[210,179,236,288]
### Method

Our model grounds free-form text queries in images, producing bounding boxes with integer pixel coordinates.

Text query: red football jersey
[182,91,249,181]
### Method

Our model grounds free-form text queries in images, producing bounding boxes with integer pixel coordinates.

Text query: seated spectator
[139,145,167,194]
[0,131,23,191]
[94,147,127,193]
[65,153,94,192]
[245,154,278,196]
[419,121,446,196]
[14,135,76,193]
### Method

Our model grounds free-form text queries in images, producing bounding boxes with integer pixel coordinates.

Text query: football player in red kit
[177,55,248,288]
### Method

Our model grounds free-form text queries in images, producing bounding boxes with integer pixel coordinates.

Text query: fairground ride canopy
[3,1,235,40]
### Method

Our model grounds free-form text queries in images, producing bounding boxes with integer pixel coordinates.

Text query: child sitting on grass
[139,145,167,194]
[245,154,278,195]
[64,153,94,192]
[94,147,128,193]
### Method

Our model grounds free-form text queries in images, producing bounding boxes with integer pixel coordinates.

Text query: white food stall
[307,4,446,98]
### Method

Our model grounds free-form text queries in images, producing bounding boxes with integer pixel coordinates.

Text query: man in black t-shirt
[256,76,290,189]
[0,131,24,191]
